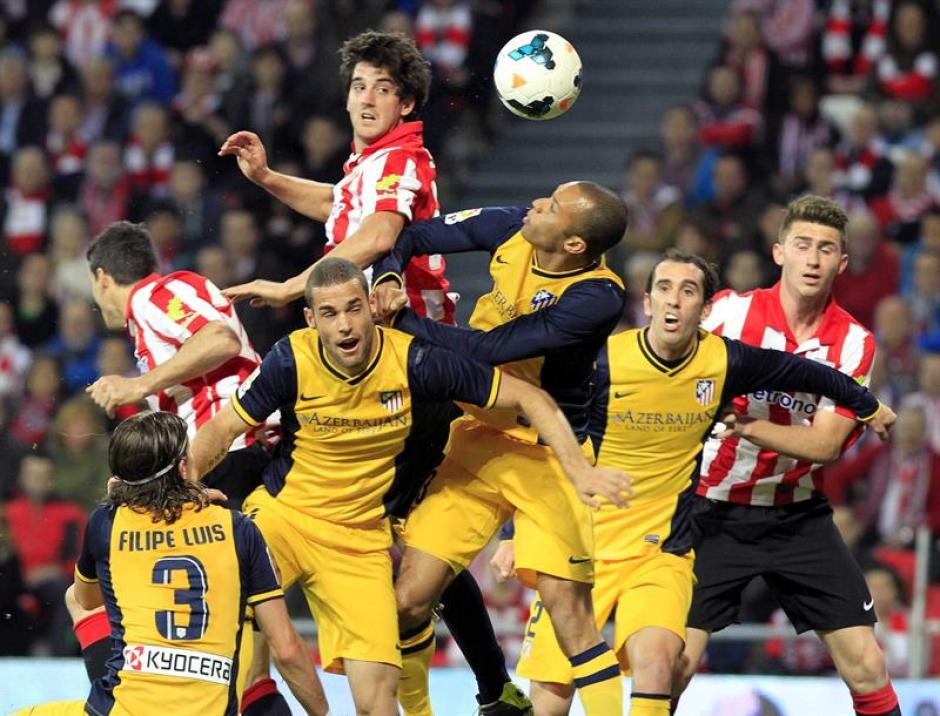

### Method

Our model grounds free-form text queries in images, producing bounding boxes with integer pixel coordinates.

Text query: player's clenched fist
[87,375,147,417]
[572,465,633,510]
[218,131,270,186]
[372,281,409,324]
[864,402,897,441]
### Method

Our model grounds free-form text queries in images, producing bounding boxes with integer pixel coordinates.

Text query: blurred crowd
[0,0,538,658]
[1,0,939,680]
[612,0,940,678]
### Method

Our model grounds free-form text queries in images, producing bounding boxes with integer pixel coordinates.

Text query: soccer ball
[493,30,582,121]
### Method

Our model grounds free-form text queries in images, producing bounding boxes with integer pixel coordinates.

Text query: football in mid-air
[493,30,582,121]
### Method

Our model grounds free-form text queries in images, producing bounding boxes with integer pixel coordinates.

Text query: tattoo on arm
[204,447,229,477]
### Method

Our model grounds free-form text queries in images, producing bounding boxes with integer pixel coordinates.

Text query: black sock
[440,569,509,704]
[81,636,111,682]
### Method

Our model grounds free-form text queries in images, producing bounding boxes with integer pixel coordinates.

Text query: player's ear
[700,298,713,322]
[772,240,784,267]
[642,293,652,319]
[303,306,317,329]
[399,95,416,119]
[563,235,587,256]
[837,250,848,276]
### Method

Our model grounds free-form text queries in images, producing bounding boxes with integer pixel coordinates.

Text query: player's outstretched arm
[494,374,633,509]
[254,598,329,716]
[86,321,242,416]
[219,131,334,222]
[225,211,408,308]
[716,409,859,464]
[190,403,250,482]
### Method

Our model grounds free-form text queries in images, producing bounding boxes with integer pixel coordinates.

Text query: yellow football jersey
[75,503,281,716]
[375,206,626,445]
[231,326,499,532]
[591,328,728,560]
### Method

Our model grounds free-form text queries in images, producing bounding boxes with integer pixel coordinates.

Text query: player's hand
[490,541,516,583]
[222,279,291,308]
[372,281,408,324]
[87,375,147,417]
[713,411,756,439]
[572,466,633,509]
[218,130,270,185]
[865,402,896,441]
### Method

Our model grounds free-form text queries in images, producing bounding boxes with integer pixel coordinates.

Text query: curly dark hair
[107,412,208,525]
[339,30,431,119]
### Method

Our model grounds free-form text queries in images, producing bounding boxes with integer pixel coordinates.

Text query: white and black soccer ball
[493,30,582,121]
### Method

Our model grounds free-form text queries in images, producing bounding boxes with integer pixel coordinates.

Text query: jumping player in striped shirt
[218,31,529,716]
[677,195,902,716]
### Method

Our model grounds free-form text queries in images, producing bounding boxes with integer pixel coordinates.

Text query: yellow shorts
[516,550,695,683]
[8,702,85,716]
[402,417,595,587]
[243,486,399,673]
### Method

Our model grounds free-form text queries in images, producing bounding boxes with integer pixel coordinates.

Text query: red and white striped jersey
[325,121,455,323]
[699,282,876,506]
[126,272,261,450]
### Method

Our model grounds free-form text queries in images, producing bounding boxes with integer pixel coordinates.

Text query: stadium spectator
[873,1,939,110]
[79,140,132,235]
[48,207,93,304]
[105,9,176,105]
[773,76,839,195]
[870,151,940,244]
[46,397,108,512]
[0,50,47,163]
[694,65,763,152]
[11,253,59,348]
[26,22,80,100]
[168,158,224,252]
[714,8,781,115]
[171,48,228,163]
[146,0,223,71]
[903,352,940,454]
[691,152,765,249]
[124,102,173,196]
[44,93,87,201]
[279,0,342,118]
[142,199,186,272]
[619,149,683,253]
[722,246,766,293]
[834,103,894,198]
[5,453,85,655]
[872,295,921,403]
[77,56,130,143]
[660,105,702,201]
[43,300,101,395]
[50,0,118,71]
[832,209,899,329]
[195,244,235,291]
[739,0,816,73]
[905,248,940,337]
[0,301,31,402]
[2,147,53,257]
[901,213,940,293]
[218,0,290,52]
[800,147,867,214]
[823,0,891,95]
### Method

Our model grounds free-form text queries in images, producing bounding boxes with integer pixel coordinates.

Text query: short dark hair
[107,412,208,525]
[779,194,848,249]
[570,181,629,259]
[87,221,158,285]
[113,9,144,27]
[305,257,370,308]
[627,148,663,168]
[339,31,431,120]
[646,248,720,304]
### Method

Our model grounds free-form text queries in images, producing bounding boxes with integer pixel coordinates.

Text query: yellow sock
[570,643,622,715]
[630,693,672,715]
[398,619,435,716]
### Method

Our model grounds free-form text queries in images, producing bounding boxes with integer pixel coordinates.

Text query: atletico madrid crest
[695,379,715,406]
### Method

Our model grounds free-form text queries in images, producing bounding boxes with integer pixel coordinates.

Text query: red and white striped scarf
[823,0,890,76]
[3,187,48,254]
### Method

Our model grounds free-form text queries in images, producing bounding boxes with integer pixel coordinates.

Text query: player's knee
[674,653,696,696]
[838,640,888,693]
[395,580,435,629]
[631,651,678,693]
[354,674,398,716]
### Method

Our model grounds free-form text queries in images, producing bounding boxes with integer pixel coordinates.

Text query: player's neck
[779,279,828,343]
[645,326,697,364]
[534,248,591,274]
